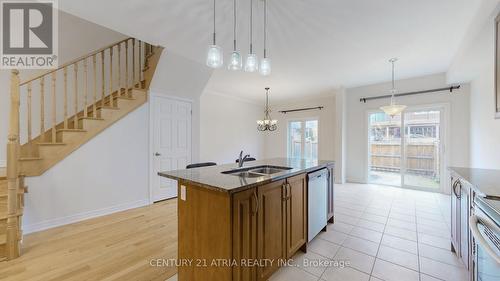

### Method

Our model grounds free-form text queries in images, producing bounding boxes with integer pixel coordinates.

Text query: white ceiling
[60,0,482,102]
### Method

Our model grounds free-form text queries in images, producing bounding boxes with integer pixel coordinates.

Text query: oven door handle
[469,214,500,264]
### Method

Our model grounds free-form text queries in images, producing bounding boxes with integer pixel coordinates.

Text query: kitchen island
[159,158,335,281]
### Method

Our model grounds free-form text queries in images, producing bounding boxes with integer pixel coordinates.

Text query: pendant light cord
[264,0,267,58]
[249,0,253,54]
[233,0,237,51]
[213,0,216,45]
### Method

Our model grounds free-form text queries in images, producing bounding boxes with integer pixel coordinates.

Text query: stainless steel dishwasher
[307,168,328,242]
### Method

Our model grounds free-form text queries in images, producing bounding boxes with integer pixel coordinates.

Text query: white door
[152,96,192,202]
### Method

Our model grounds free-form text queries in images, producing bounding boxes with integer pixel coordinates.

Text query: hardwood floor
[0,199,178,281]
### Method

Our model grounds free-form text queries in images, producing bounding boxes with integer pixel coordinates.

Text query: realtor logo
[1,0,58,69]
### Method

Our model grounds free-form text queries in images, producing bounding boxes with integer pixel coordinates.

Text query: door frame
[149,92,193,203]
[365,103,450,193]
[285,117,320,160]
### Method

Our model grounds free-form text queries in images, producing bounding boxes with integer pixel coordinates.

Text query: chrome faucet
[238,150,251,168]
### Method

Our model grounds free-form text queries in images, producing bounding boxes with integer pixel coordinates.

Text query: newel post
[6,69,20,259]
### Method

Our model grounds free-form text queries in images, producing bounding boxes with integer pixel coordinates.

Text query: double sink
[221,165,292,178]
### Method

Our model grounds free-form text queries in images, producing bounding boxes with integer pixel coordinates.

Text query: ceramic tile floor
[167,183,468,281]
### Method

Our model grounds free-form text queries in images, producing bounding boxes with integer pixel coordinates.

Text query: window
[288,120,318,160]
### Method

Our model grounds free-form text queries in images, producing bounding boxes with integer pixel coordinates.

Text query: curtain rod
[279,106,324,114]
[359,85,461,103]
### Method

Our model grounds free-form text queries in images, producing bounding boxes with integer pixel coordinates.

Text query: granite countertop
[449,167,500,200]
[159,158,334,193]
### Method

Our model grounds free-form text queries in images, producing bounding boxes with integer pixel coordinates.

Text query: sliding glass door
[368,107,443,191]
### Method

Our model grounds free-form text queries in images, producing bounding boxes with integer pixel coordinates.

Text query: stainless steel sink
[221,165,292,177]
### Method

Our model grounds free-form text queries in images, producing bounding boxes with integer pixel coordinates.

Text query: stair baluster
[40,77,45,142]
[139,40,142,85]
[84,59,88,118]
[93,55,97,118]
[101,51,105,104]
[132,39,136,87]
[51,73,56,143]
[118,43,122,96]
[64,67,68,129]
[125,40,129,97]
[109,47,113,107]
[27,82,32,142]
[73,63,78,129]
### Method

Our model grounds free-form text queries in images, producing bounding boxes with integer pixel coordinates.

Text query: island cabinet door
[232,188,258,281]
[450,176,461,254]
[285,173,307,258]
[327,165,335,223]
[257,180,286,281]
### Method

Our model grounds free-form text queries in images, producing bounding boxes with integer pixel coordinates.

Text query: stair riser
[78,119,105,130]
[38,145,66,159]
[56,131,87,143]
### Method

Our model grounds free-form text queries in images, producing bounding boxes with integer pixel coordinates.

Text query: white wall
[199,91,265,164]
[448,1,500,169]
[263,95,337,161]
[345,73,471,188]
[23,104,149,233]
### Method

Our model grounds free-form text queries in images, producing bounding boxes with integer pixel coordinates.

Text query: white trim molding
[23,199,150,234]
[0,160,5,168]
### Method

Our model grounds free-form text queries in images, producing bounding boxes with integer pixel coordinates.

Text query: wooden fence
[370,142,439,177]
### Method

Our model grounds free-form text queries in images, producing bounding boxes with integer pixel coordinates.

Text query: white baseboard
[23,199,150,234]
[0,160,5,168]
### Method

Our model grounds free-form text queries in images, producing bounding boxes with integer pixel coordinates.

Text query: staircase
[2,37,163,260]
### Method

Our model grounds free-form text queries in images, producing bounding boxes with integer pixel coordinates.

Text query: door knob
[155,152,161,156]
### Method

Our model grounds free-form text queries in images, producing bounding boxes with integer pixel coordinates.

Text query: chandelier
[380,58,407,117]
[257,87,277,131]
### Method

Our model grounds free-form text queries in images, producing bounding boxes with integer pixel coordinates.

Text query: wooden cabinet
[451,176,460,254]
[232,188,258,281]
[327,165,335,223]
[285,174,307,257]
[450,176,472,271]
[257,180,286,281]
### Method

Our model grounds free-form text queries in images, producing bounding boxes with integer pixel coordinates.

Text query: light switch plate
[180,185,186,201]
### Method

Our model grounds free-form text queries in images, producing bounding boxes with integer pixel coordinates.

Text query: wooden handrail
[20,37,133,86]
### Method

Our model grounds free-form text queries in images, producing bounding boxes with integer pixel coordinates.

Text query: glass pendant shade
[206,45,223,68]
[228,51,242,70]
[260,57,271,76]
[380,96,406,117]
[245,53,258,72]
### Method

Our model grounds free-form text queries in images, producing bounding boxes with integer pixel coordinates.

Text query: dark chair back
[235,157,256,163]
[186,162,217,169]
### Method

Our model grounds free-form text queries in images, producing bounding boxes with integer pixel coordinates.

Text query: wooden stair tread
[0,210,23,220]
[0,168,5,180]
[78,117,104,121]
[19,157,42,161]
[97,106,121,110]
[37,142,66,146]
[56,129,86,133]
[116,95,135,101]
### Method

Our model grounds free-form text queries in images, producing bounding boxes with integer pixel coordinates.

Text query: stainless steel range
[470,197,500,280]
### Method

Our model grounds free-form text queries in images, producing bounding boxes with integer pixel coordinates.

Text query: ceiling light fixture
[206,0,223,68]
[380,58,407,117]
[257,87,277,131]
[245,0,258,72]
[228,0,242,70]
[259,0,271,76]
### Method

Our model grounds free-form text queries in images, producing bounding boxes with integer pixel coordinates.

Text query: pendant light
[259,0,271,76]
[206,0,223,68]
[228,0,242,70]
[245,0,258,72]
[257,87,277,131]
[380,58,407,116]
